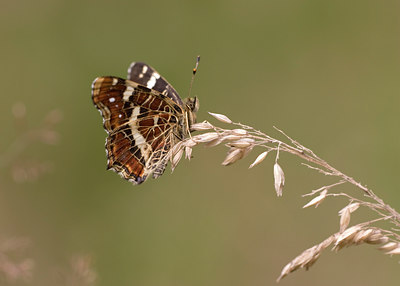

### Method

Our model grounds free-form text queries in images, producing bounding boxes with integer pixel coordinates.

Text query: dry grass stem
[303,189,328,209]
[173,112,400,281]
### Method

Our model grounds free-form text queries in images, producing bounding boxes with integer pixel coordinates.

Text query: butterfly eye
[185,97,200,113]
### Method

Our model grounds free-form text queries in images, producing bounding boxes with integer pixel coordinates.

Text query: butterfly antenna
[188,55,200,98]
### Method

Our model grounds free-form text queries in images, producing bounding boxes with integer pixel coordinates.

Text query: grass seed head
[339,208,351,233]
[353,229,373,244]
[249,151,269,169]
[221,148,244,166]
[277,235,335,282]
[385,246,400,255]
[190,120,214,131]
[338,203,360,216]
[227,138,255,148]
[231,129,248,135]
[192,132,219,143]
[204,137,224,147]
[208,112,232,124]
[184,138,197,148]
[333,225,363,250]
[185,146,192,160]
[273,163,285,197]
[379,242,399,252]
[364,230,388,245]
[303,189,328,209]
[223,134,242,141]
[171,148,184,171]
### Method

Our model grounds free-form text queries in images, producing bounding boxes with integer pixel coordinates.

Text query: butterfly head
[184,97,200,131]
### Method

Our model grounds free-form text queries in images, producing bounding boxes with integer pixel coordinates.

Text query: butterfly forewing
[127,62,184,106]
[92,75,186,184]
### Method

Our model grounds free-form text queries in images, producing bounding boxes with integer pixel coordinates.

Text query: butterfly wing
[127,62,184,106]
[92,76,184,184]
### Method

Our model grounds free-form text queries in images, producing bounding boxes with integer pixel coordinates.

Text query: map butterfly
[92,62,199,184]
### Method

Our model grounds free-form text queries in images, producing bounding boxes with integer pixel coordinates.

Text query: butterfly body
[92,62,199,184]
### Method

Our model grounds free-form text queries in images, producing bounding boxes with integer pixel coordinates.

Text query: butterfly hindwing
[92,76,184,184]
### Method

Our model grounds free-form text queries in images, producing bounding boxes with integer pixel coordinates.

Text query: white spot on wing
[146,72,161,89]
[127,62,136,77]
[91,77,98,89]
[142,65,148,74]
[131,106,140,120]
[123,85,135,101]
[153,116,159,125]
[112,78,118,85]
[147,76,156,89]
[91,77,104,90]
[133,130,146,145]
[109,97,115,103]
[130,107,146,146]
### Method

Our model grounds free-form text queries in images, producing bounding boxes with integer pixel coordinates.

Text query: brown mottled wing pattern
[92,76,185,184]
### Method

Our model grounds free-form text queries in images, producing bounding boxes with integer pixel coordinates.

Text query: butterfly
[92,62,199,184]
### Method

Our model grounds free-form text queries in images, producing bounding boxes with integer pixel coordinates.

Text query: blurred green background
[1,0,400,285]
